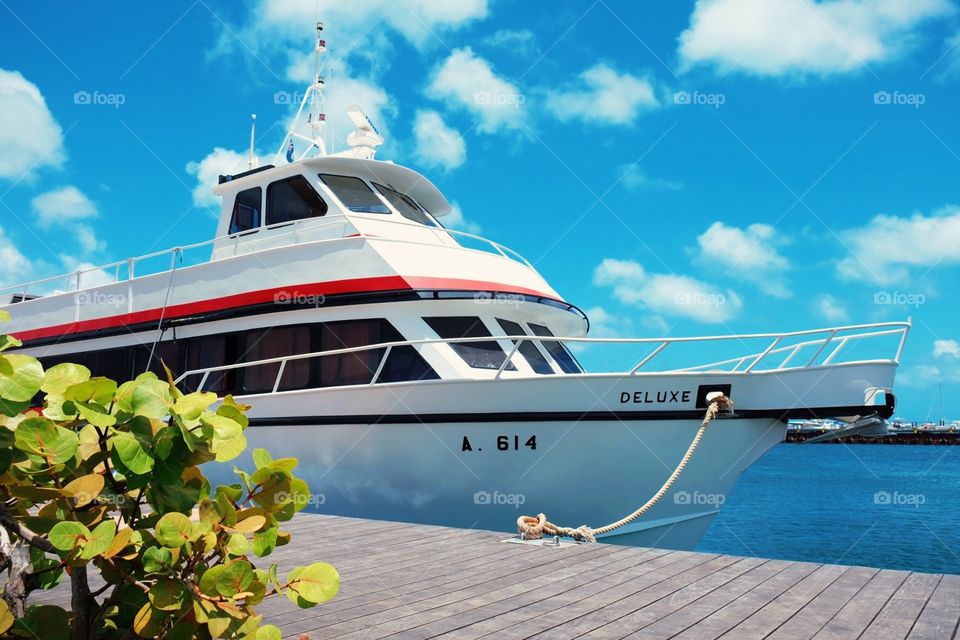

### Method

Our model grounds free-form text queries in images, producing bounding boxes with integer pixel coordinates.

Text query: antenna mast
[248,114,257,169]
[275,21,328,163]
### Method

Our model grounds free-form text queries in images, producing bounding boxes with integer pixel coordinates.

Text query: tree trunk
[70,566,93,640]
[0,527,30,618]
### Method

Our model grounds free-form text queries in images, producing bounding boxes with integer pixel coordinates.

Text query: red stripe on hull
[12,276,559,343]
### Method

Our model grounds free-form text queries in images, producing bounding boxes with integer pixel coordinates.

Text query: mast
[275,21,328,164]
[247,114,257,169]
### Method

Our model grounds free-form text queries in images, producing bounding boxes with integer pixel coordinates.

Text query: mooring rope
[516,393,734,543]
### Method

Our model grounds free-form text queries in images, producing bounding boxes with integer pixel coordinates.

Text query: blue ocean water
[698,443,960,575]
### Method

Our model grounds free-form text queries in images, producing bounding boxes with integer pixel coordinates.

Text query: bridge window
[424,317,516,371]
[319,174,390,214]
[373,183,437,227]
[266,176,328,225]
[528,323,582,373]
[496,318,553,375]
[229,187,262,234]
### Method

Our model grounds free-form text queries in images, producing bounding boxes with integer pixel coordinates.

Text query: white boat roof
[212,156,453,217]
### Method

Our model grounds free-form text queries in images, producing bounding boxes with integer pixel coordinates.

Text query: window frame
[495,318,555,375]
[527,322,583,374]
[265,175,329,226]
[318,174,392,215]
[424,316,517,372]
[372,182,438,227]
[229,187,263,235]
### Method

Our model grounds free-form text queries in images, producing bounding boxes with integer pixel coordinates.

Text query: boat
[0,24,910,550]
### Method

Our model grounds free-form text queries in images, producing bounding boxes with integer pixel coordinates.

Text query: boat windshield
[373,182,438,227]
[319,174,391,214]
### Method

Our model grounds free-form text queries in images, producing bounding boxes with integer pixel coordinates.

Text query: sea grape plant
[0,311,339,639]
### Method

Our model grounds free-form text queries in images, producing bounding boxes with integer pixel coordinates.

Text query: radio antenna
[275,20,328,163]
[247,114,257,169]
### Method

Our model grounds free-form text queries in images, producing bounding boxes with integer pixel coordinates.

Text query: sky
[1,0,959,420]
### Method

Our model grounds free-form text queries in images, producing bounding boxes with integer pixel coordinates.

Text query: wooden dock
[27,514,960,639]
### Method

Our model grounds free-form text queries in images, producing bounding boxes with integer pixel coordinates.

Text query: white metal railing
[0,214,534,302]
[172,321,910,393]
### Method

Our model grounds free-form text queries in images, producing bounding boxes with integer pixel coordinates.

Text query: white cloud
[0,226,31,289]
[484,29,538,57]
[815,294,849,323]
[897,364,943,386]
[584,306,631,338]
[443,202,481,235]
[618,164,682,191]
[678,0,952,76]
[185,147,250,208]
[696,221,791,297]
[594,258,742,323]
[427,47,527,134]
[934,339,960,358]
[412,110,466,171]
[30,186,102,255]
[0,68,65,180]
[59,256,115,290]
[545,64,659,126]
[31,186,97,228]
[837,206,960,284]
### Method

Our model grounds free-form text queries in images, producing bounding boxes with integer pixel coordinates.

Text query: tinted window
[377,346,439,383]
[134,341,181,379]
[85,348,131,382]
[497,319,553,375]
[373,183,436,226]
[318,320,390,386]
[266,176,328,225]
[240,326,311,393]
[319,175,390,214]
[183,335,230,392]
[229,187,261,234]
[424,317,515,371]
[529,323,582,373]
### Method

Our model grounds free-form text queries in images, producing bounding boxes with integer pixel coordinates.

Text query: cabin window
[319,175,390,214]
[229,187,262,234]
[424,317,516,371]
[183,335,230,392]
[266,175,328,225]
[84,348,132,382]
[240,326,311,393]
[373,183,437,227]
[133,341,181,379]
[496,318,554,375]
[528,323,582,373]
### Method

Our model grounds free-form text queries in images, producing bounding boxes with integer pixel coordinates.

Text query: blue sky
[1,0,960,419]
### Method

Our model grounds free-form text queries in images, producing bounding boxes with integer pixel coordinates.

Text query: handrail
[172,321,910,393]
[0,213,535,300]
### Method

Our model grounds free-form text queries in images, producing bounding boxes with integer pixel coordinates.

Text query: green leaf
[128,378,173,418]
[65,377,116,406]
[0,599,13,634]
[0,354,44,402]
[286,562,339,605]
[216,559,254,597]
[14,417,79,465]
[155,512,193,548]
[202,412,247,463]
[79,520,116,560]
[0,334,21,354]
[252,526,278,557]
[256,624,282,640]
[15,605,69,640]
[0,397,29,417]
[172,391,217,421]
[252,448,272,469]
[225,533,248,556]
[74,400,117,428]
[149,579,190,612]
[112,430,154,475]
[142,546,174,574]
[48,521,91,552]
[41,362,90,395]
[198,565,225,596]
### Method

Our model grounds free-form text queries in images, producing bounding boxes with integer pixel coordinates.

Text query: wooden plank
[811,569,909,639]
[627,559,793,639]
[908,574,960,639]
[765,566,878,639]
[863,573,942,640]
[717,563,849,638]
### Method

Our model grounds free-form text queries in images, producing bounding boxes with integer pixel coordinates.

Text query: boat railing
[173,320,910,393]
[0,215,533,302]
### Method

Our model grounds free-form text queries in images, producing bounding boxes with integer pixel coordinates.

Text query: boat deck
[25,513,960,639]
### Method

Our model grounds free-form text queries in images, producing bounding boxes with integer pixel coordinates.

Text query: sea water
[698,443,960,575]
